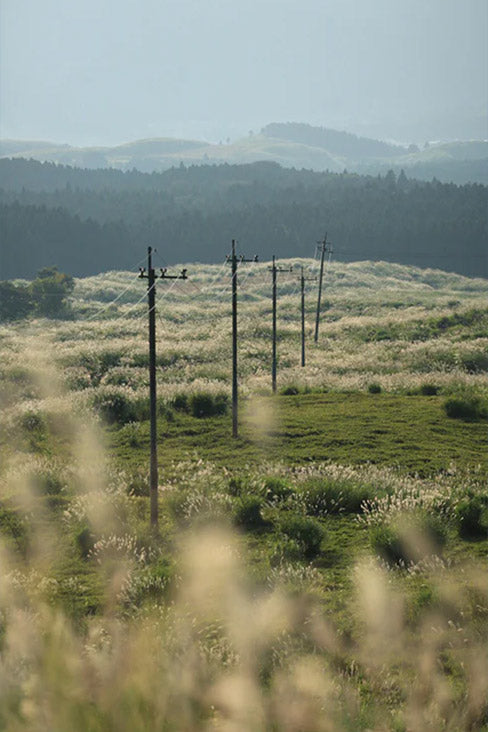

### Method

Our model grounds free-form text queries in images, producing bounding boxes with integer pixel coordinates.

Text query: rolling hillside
[2,122,487,184]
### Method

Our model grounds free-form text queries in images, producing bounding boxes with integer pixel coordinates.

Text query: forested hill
[0,158,486,280]
[261,123,406,158]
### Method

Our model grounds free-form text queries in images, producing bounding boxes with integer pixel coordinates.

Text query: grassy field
[0,259,487,730]
[109,392,487,475]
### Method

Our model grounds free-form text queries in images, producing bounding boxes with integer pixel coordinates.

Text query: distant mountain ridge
[261,122,407,158]
[1,122,487,184]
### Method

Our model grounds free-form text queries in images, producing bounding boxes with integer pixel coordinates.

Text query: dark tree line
[0,159,486,280]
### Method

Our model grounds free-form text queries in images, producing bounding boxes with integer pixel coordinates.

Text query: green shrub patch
[278,515,325,559]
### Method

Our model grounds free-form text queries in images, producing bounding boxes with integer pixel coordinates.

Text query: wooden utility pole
[300,265,317,366]
[226,239,258,437]
[139,247,187,529]
[268,255,293,392]
[314,233,332,343]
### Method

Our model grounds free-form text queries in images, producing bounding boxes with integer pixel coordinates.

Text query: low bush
[302,478,377,516]
[127,469,150,497]
[367,382,382,394]
[0,506,29,555]
[171,393,190,412]
[190,392,228,418]
[264,476,294,503]
[120,422,145,448]
[94,390,135,424]
[370,524,405,565]
[459,351,488,374]
[278,515,325,559]
[281,384,300,396]
[33,470,65,496]
[234,495,266,530]
[455,494,488,539]
[370,514,447,566]
[76,527,95,558]
[21,410,46,433]
[420,383,439,396]
[444,396,487,422]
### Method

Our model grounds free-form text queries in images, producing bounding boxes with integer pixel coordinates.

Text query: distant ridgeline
[0,158,486,279]
[261,123,408,159]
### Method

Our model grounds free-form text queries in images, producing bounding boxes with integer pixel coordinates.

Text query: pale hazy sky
[1,0,486,145]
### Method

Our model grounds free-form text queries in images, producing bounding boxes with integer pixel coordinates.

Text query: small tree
[0,281,34,322]
[30,267,74,318]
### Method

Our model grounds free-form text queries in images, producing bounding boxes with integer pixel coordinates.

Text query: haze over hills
[1,123,487,185]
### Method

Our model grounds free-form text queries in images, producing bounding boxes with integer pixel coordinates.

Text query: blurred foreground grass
[0,260,487,729]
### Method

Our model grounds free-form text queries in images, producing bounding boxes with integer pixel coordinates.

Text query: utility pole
[300,265,317,367]
[226,239,258,438]
[268,255,293,393]
[139,247,188,529]
[314,233,333,343]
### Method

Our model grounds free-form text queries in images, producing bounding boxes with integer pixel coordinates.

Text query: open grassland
[0,259,487,730]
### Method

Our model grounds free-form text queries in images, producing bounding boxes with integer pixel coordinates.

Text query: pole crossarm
[139,267,188,280]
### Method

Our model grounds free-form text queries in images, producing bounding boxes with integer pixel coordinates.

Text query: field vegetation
[0,258,487,729]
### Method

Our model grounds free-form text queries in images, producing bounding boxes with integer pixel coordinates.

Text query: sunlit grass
[0,259,487,729]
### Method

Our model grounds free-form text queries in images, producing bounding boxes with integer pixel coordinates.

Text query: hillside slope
[2,123,487,184]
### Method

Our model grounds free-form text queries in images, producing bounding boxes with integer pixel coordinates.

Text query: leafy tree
[0,281,34,321]
[30,267,74,318]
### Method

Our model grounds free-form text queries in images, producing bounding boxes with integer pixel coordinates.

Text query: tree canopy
[0,159,486,279]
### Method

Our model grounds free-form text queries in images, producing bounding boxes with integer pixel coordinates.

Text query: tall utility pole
[268,255,293,393]
[314,233,333,343]
[300,265,317,367]
[226,239,258,438]
[139,247,188,529]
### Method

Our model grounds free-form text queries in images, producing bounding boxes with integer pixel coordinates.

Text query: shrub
[121,422,144,448]
[30,266,74,318]
[0,281,34,321]
[264,476,294,503]
[368,382,382,394]
[455,495,488,539]
[370,524,405,565]
[0,506,29,555]
[171,393,190,412]
[370,514,447,566]
[444,396,487,422]
[157,401,174,422]
[420,383,439,396]
[127,469,150,497]
[21,410,46,433]
[281,384,300,396]
[234,495,266,530]
[190,392,228,418]
[279,515,325,559]
[95,391,134,424]
[34,470,64,496]
[76,527,95,558]
[460,351,488,374]
[302,478,376,516]
[228,477,245,497]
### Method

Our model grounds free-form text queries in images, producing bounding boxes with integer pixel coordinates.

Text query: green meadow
[0,259,487,730]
